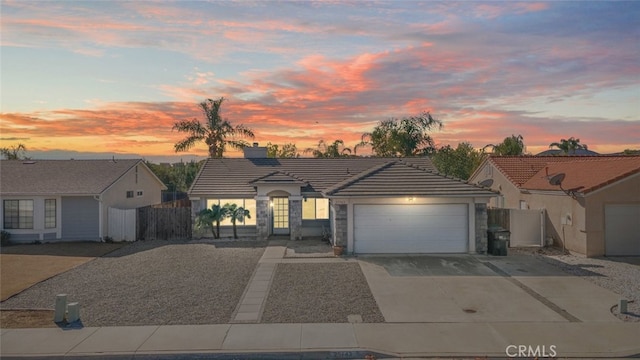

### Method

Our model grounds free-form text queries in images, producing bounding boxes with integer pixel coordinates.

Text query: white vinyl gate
[108,207,137,241]
[509,209,545,247]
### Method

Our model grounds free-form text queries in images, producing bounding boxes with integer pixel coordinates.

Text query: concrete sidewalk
[2,322,640,358]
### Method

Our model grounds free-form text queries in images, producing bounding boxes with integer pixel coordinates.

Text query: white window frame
[3,199,34,229]
[302,198,329,220]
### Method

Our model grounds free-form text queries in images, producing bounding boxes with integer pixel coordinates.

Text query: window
[302,198,329,220]
[136,190,144,197]
[205,199,257,226]
[3,200,34,229]
[126,191,134,198]
[45,199,56,228]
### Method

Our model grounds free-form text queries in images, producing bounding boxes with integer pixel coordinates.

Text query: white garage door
[354,204,468,254]
[605,204,640,256]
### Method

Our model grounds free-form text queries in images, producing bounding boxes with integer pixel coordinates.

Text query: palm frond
[174,135,204,152]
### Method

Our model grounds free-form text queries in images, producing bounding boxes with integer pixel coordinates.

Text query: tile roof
[324,162,496,197]
[189,157,495,198]
[521,157,640,194]
[480,155,623,188]
[249,171,306,185]
[0,159,145,195]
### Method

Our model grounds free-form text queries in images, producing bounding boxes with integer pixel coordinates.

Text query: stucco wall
[520,192,587,255]
[101,162,164,238]
[470,163,514,209]
[0,195,63,243]
[584,173,640,257]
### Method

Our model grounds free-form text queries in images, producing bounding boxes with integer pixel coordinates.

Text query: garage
[605,204,640,256]
[354,204,468,254]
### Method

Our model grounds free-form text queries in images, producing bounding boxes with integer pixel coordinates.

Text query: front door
[272,197,289,235]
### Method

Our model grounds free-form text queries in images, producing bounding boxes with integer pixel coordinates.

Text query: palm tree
[194,204,229,239]
[173,97,255,158]
[361,112,443,157]
[549,137,588,155]
[224,203,251,239]
[484,134,526,155]
[304,139,351,158]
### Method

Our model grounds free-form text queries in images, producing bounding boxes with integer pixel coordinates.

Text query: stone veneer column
[255,196,270,241]
[475,203,488,254]
[332,203,348,248]
[289,197,303,240]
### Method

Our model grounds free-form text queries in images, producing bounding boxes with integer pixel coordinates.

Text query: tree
[622,149,640,155]
[146,160,202,193]
[173,97,255,158]
[267,142,299,158]
[194,204,229,239]
[361,111,443,157]
[432,142,485,180]
[549,137,588,155]
[304,139,352,158]
[484,134,526,156]
[224,203,251,239]
[0,143,28,160]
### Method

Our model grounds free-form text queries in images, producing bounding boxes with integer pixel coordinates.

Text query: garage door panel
[354,204,468,254]
[605,204,640,256]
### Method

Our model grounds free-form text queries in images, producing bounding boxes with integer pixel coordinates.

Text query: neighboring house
[189,145,496,254]
[0,159,166,243]
[469,155,640,256]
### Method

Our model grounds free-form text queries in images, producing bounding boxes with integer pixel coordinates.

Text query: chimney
[243,143,268,158]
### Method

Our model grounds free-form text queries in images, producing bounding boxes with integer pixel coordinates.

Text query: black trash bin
[487,227,510,256]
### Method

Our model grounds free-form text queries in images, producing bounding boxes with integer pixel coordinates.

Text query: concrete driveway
[358,254,621,323]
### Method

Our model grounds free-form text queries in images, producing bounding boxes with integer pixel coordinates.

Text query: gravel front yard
[512,247,640,322]
[1,240,265,326]
[262,263,384,323]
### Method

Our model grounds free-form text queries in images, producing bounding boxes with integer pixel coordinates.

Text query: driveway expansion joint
[482,261,582,323]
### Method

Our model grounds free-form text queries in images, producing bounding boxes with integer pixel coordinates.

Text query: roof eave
[324,193,497,198]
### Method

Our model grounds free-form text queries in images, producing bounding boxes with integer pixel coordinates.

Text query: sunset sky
[1,1,639,162]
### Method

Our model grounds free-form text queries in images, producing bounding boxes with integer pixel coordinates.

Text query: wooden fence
[137,202,192,240]
[487,208,510,229]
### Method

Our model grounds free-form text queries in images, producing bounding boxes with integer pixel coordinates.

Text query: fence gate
[509,209,545,247]
[137,205,192,241]
[488,208,545,247]
[108,207,137,241]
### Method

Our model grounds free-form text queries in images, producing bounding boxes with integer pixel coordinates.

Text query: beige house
[189,145,496,255]
[469,156,640,256]
[0,159,166,243]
